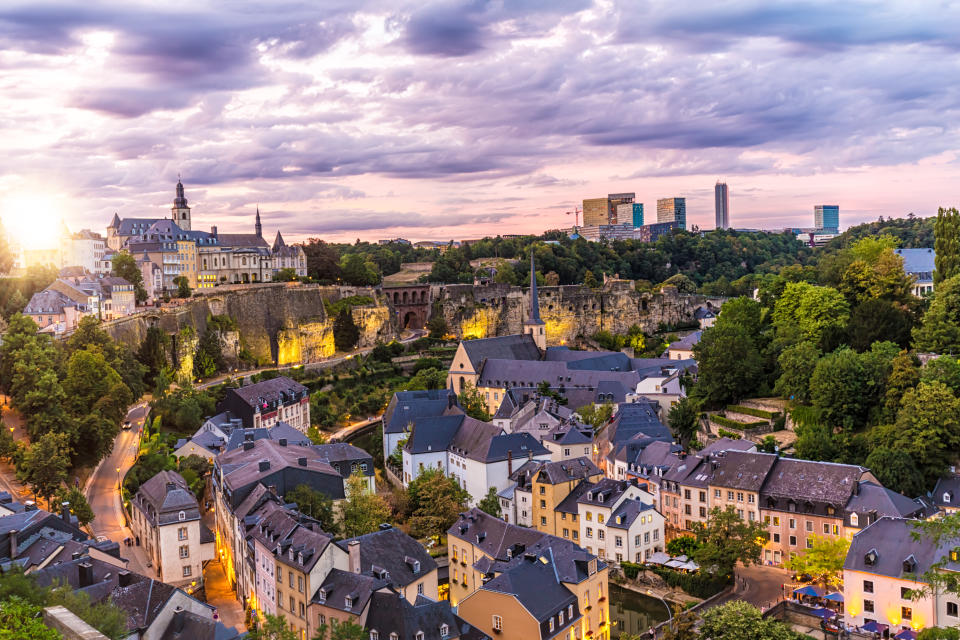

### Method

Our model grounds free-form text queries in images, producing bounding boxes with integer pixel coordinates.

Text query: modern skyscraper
[715,182,729,229]
[615,202,644,227]
[814,205,840,233]
[582,198,609,226]
[657,198,686,230]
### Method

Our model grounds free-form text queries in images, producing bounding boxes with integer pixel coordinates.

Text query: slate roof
[24,289,79,315]
[477,359,643,395]
[844,516,960,579]
[133,471,200,526]
[545,423,592,446]
[312,568,386,613]
[534,458,602,485]
[0,509,87,560]
[225,424,312,451]
[113,217,162,236]
[608,498,659,530]
[576,478,632,508]
[480,552,578,630]
[160,610,242,640]
[405,415,465,454]
[365,589,488,640]
[761,457,864,506]
[215,233,269,248]
[460,334,542,371]
[709,451,777,492]
[228,376,308,409]
[845,481,925,524]
[313,443,375,475]
[481,433,549,463]
[250,509,335,572]
[694,306,716,320]
[337,526,437,589]
[554,480,597,515]
[932,475,960,509]
[384,389,459,435]
[662,455,714,488]
[216,439,343,497]
[894,248,935,279]
[605,401,670,446]
[668,331,702,351]
[699,437,756,455]
[447,417,503,460]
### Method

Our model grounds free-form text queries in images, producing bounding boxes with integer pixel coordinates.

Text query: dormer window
[415,632,424,640]
[345,596,354,609]
[945,491,953,504]
[439,624,449,638]
[864,549,878,566]
[178,511,185,521]
[903,555,917,574]
[370,631,379,640]
[850,513,859,527]
[318,589,327,603]
[297,552,304,565]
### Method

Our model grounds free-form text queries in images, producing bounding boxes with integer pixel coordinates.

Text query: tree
[0,597,61,640]
[173,275,192,298]
[661,273,696,293]
[923,355,960,396]
[668,397,701,450]
[884,381,960,486]
[713,297,764,337]
[914,275,960,353]
[919,628,960,640]
[339,253,380,286]
[698,600,807,640]
[194,328,224,379]
[458,382,490,421]
[274,267,298,282]
[545,271,560,286]
[303,240,342,282]
[809,347,871,431]
[934,206,960,285]
[313,618,367,640]
[477,486,501,518]
[286,484,335,531]
[51,486,95,527]
[691,506,767,577]
[339,472,391,538]
[772,282,849,350]
[576,402,614,432]
[773,341,820,403]
[17,432,72,504]
[492,259,517,285]
[405,367,447,391]
[46,582,128,640]
[848,298,914,350]
[112,251,147,304]
[427,314,449,340]
[666,536,701,557]
[792,422,839,463]
[137,326,170,387]
[407,468,470,539]
[883,350,921,421]
[692,324,763,406]
[333,308,360,352]
[583,270,599,288]
[659,604,699,640]
[784,535,850,588]
[63,349,123,417]
[250,613,299,640]
[864,446,926,497]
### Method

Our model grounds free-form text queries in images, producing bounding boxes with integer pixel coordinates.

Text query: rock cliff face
[103,284,398,366]
[437,281,712,344]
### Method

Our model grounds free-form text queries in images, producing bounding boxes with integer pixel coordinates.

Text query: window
[178,527,188,540]
[789,536,797,546]
[700,507,707,517]
[863,580,873,594]
[179,545,189,559]
[948,602,958,617]
[823,523,830,534]
[902,606,912,620]
[370,631,378,640]
[563,528,569,538]
[586,527,593,538]
[727,491,734,500]
[559,611,564,625]
[653,530,658,541]
[182,566,191,577]
[540,500,546,508]
[748,494,755,504]
[901,587,912,600]
[540,486,545,494]
[572,530,578,540]
[278,590,283,607]
[492,615,503,631]
[416,633,424,640]
[549,619,554,632]
[790,519,796,529]
[864,600,874,613]
[289,573,294,588]
[714,489,721,498]
[699,491,706,502]
[586,512,592,521]
[806,520,813,532]
[773,533,780,543]
[806,539,813,549]
[418,583,424,595]
[564,448,570,456]
[615,536,623,548]
[684,489,691,500]
[850,512,859,526]
[298,576,304,592]
[540,516,547,526]
[568,604,574,619]
[598,514,604,524]
[178,511,185,521]
[440,625,449,638]
[300,602,305,618]
[737,492,744,502]
[598,529,605,540]
[391,634,398,640]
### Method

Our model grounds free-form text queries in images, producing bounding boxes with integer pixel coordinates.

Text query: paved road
[329,416,382,443]
[85,403,153,576]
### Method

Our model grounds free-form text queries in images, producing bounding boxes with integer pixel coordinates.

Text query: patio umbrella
[894,631,917,640]
[809,608,837,620]
[823,592,844,602]
[862,621,889,634]
[792,585,821,597]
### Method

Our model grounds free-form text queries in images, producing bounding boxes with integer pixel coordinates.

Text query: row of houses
[23,269,137,334]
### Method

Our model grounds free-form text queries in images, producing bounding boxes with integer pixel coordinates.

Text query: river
[609,583,672,638]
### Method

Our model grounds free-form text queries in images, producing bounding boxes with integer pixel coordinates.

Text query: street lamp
[116,467,121,490]
[647,589,672,621]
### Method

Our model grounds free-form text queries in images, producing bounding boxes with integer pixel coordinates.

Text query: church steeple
[523,253,546,350]
[255,206,263,238]
[171,177,191,231]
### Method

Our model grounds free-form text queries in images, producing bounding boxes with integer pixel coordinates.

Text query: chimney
[61,501,72,523]
[118,570,132,587]
[71,551,80,561]
[297,457,307,467]
[259,460,270,472]
[210,225,218,237]
[9,530,17,558]
[24,500,36,512]
[278,438,287,447]
[78,562,94,588]
[172,606,185,633]
[348,540,361,574]
[243,441,254,451]
[507,450,513,477]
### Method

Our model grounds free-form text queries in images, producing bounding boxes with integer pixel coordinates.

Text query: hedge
[716,428,743,440]
[621,562,643,580]
[709,414,767,430]
[726,405,780,420]
[649,565,730,599]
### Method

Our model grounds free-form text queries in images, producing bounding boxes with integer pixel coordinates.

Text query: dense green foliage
[699,601,808,640]
[111,251,148,303]
[690,506,767,577]
[332,307,360,351]
[934,207,960,285]
[405,468,470,538]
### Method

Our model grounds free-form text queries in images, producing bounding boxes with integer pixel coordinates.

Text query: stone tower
[171,178,191,231]
[523,253,546,351]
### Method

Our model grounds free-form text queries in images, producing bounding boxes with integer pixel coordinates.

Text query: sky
[0,0,958,248]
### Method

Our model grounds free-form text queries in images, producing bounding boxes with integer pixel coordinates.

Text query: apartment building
[337,525,438,603]
[218,376,311,431]
[576,478,664,563]
[501,457,603,537]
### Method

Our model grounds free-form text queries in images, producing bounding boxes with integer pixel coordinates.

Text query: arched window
[850,512,859,526]
[178,511,185,521]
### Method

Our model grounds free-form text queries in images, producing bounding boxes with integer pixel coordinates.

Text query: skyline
[1,1,958,248]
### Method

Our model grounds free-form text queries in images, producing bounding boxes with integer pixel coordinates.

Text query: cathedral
[106,180,306,293]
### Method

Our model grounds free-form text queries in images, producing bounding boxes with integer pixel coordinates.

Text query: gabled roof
[481,433,549,463]
[894,248,935,277]
[844,516,960,579]
[932,475,960,508]
[608,498,659,530]
[336,526,437,589]
[216,233,269,248]
[312,568,386,613]
[761,457,864,505]
[460,334,541,371]
[227,376,308,409]
[480,551,577,627]
[846,481,925,520]
[405,415,465,454]
[709,451,777,492]
[384,389,459,435]
[534,458,602,485]
[133,470,200,526]
[365,589,486,640]
[668,331,702,351]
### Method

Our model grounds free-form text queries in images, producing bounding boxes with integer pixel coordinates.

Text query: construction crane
[565,206,581,227]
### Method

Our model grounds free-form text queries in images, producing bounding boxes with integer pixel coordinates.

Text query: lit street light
[647,589,673,621]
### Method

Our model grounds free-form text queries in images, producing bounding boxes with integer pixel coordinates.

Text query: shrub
[709,414,766,430]
[716,428,743,439]
[650,565,730,599]
[621,562,642,580]
[725,405,779,420]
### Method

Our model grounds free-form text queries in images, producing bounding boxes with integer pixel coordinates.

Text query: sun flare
[0,190,68,250]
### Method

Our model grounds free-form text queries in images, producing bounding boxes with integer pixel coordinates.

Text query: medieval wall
[437,280,711,345]
[103,284,399,367]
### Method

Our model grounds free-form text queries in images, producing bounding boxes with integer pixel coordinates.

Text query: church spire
[523,253,546,351]
[255,206,263,238]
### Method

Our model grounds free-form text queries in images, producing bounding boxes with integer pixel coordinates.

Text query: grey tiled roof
[384,389,459,435]
[460,334,541,370]
[932,475,960,508]
[336,526,437,589]
[405,415,465,454]
[607,498,659,530]
[709,450,777,492]
[365,589,488,640]
[668,331,702,350]
[845,481,925,524]
[844,516,960,578]
[535,458,602,485]
[228,376,308,409]
[133,471,200,526]
[312,568,386,613]
[699,437,756,455]
[894,248,935,278]
[480,552,578,629]
[761,457,864,505]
